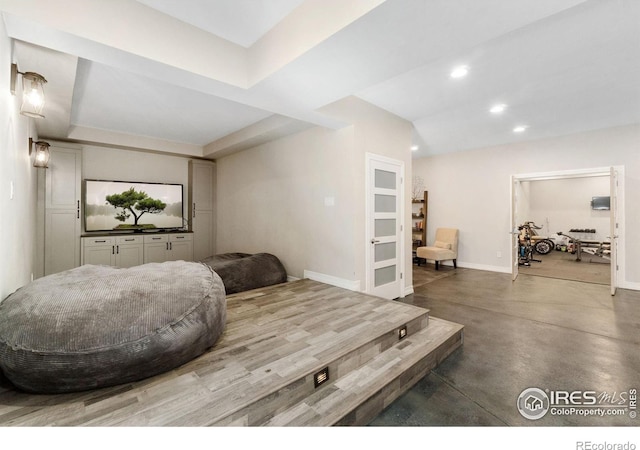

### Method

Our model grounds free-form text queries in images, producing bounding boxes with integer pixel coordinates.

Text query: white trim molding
[620,281,640,292]
[303,270,361,292]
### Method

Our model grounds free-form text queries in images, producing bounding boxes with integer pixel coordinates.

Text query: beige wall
[525,176,611,243]
[413,123,640,289]
[0,20,39,299]
[217,125,357,281]
[320,97,413,291]
[82,145,189,186]
[217,97,413,293]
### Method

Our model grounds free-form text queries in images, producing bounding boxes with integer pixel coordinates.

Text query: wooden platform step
[0,280,462,426]
[262,317,464,426]
[198,281,432,426]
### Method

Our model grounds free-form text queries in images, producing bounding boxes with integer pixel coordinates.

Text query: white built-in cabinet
[142,233,193,263]
[188,159,216,261]
[81,233,193,267]
[82,235,144,268]
[43,145,82,276]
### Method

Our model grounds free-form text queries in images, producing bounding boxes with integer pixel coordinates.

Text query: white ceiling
[2,0,639,159]
[135,0,306,48]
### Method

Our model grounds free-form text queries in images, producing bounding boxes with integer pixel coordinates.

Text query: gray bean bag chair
[0,261,226,394]
[200,253,287,295]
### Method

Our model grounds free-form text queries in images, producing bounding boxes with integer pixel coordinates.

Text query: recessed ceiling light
[450,65,469,79]
[490,104,507,114]
[411,145,419,151]
[513,125,528,133]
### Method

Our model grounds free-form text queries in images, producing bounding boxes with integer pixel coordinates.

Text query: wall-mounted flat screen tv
[591,196,610,211]
[84,179,184,232]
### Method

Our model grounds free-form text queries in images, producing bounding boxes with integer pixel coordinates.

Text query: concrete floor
[369,264,640,427]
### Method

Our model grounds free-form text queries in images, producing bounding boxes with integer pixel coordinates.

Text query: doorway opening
[511,167,624,295]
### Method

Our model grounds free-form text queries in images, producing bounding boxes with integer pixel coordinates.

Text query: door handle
[371,239,380,244]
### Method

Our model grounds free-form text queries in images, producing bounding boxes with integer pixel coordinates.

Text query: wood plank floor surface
[0,279,458,426]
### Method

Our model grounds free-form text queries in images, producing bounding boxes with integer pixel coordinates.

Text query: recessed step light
[398,325,407,340]
[490,104,507,114]
[450,65,469,79]
[513,125,528,133]
[314,367,329,388]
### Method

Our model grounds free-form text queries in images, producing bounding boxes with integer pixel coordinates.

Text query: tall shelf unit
[412,191,428,258]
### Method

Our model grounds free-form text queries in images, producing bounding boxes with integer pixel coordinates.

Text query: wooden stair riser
[212,312,429,425]
[263,318,463,426]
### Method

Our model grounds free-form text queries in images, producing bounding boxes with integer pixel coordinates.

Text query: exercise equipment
[556,231,611,263]
[520,221,555,255]
[518,223,541,266]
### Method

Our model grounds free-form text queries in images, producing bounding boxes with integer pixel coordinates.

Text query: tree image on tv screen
[105,187,166,229]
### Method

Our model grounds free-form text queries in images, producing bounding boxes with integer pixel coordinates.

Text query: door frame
[365,152,406,299]
[510,166,625,294]
[510,176,521,281]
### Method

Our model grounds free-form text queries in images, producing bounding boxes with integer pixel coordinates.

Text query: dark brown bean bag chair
[0,261,226,394]
[200,253,287,295]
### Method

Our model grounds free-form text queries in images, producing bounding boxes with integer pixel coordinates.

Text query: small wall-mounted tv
[591,196,610,211]
[84,179,184,232]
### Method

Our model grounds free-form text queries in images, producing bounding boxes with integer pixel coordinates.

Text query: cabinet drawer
[169,233,193,242]
[143,234,168,243]
[83,237,115,247]
[116,235,143,245]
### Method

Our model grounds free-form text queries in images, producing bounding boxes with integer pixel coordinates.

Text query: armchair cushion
[434,240,451,249]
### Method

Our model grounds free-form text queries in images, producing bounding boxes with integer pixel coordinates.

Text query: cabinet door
[189,160,215,258]
[115,236,144,268]
[169,234,193,261]
[46,147,82,210]
[144,242,168,263]
[83,244,115,266]
[116,244,144,268]
[44,147,82,276]
[45,209,82,275]
[191,161,214,209]
[170,240,193,262]
[192,210,213,261]
[82,237,115,267]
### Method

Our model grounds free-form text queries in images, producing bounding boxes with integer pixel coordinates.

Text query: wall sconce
[29,138,51,168]
[11,63,47,118]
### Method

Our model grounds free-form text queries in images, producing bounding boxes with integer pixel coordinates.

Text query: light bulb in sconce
[11,65,47,118]
[21,73,47,118]
[32,140,51,168]
[26,83,44,108]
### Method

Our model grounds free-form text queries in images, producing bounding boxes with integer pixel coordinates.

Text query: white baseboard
[403,285,414,297]
[453,262,640,292]
[620,280,640,291]
[287,275,301,282]
[303,270,361,292]
[457,261,512,274]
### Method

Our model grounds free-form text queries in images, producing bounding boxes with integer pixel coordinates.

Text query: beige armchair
[416,228,459,270]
